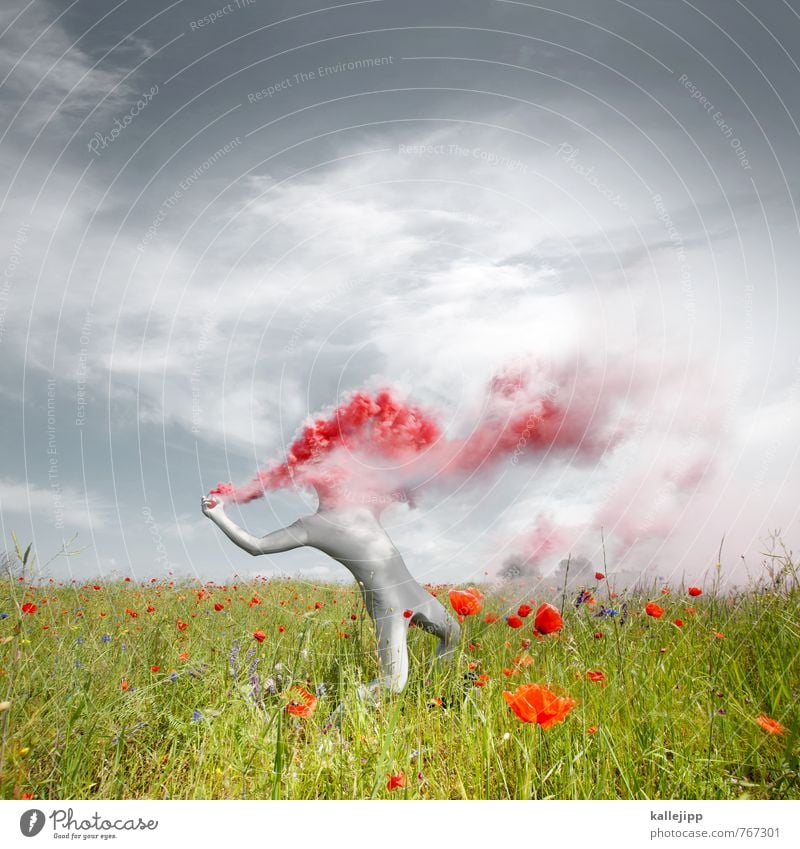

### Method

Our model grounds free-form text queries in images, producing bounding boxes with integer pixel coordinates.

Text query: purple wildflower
[228,640,240,677]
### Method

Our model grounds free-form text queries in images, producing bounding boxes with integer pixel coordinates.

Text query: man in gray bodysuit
[201,494,460,696]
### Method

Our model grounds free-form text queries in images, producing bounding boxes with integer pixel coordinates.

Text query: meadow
[1,547,798,800]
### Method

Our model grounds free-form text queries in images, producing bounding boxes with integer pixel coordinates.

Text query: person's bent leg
[360,611,409,698]
[411,597,461,661]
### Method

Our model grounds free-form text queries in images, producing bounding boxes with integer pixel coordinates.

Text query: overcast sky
[0,0,798,585]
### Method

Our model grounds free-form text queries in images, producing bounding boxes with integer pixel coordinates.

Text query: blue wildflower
[229,640,240,677]
[575,589,592,608]
[316,682,327,698]
[594,607,619,618]
[250,673,261,703]
[170,672,178,682]
[191,710,202,722]
[101,634,111,643]
[75,637,85,645]
[0,613,9,620]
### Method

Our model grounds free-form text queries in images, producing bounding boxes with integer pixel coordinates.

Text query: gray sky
[1,0,798,585]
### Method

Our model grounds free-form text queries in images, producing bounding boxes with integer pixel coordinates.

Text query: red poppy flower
[587,725,598,734]
[125,608,138,618]
[594,572,605,580]
[517,603,533,618]
[150,665,160,673]
[350,613,357,621]
[483,612,500,624]
[253,629,266,643]
[121,680,130,691]
[674,619,684,627]
[403,609,413,619]
[147,605,155,613]
[286,687,317,718]
[534,603,564,634]
[448,587,484,616]
[474,673,490,688]
[21,603,37,614]
[688,587,703,597]
[586,670,606,684]
[178,651,189,661]
[593,631,604,639]
[506,614,523,629]
[124,577,131,583]
[756,714,786,735]
[386,772,406,791]
[502,683,576,728]
[712,630,725,639]
[93,585,101,591]
[314,601,323,609]
[214,603,224,612]
[645,602,665,618]
[176,619,188,631]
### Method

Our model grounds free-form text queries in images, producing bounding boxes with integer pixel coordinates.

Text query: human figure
[201,494,460,695]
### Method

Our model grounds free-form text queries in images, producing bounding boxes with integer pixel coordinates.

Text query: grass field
[1,550,798,800]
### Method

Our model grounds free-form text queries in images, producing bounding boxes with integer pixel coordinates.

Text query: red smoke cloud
[209,360,623,507]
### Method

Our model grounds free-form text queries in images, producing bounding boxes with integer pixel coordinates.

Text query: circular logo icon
[20,810,46,837]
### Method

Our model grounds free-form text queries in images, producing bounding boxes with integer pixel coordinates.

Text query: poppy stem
[559,553,571,618]
[271,707,285,800]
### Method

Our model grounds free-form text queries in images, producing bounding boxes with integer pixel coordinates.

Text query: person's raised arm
[201,496,307,555]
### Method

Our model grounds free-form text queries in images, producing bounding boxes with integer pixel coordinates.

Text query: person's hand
[201,495,225,520]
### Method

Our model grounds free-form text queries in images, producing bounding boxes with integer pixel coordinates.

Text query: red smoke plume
[209,360,621,506]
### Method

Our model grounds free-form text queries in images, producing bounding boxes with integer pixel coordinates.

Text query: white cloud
[0,476,108,531]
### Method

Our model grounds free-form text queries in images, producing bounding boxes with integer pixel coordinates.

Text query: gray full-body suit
[201,495,460,694]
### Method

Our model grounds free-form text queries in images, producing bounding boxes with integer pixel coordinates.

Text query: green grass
[0,567,798,800]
